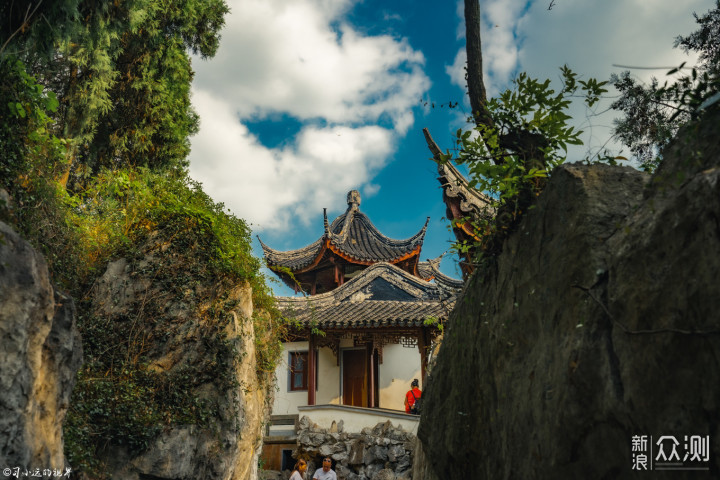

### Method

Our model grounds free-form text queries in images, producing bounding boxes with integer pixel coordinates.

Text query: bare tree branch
[0,1,43,56]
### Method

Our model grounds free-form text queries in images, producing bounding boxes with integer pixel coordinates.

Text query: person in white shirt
[290,459,307,480]
[312,457,337,480]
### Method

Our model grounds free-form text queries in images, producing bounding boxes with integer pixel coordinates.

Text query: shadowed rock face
[415,109,720,479]
[0,221,83,472]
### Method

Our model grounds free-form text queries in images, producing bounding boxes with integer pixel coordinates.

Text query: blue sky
[188,0,715,296]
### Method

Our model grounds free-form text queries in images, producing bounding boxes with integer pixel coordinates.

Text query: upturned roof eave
[261,208,431,270]
[258,236,326,271]
[438,161,494,216]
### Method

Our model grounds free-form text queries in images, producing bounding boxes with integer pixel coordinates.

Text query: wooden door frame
[340,347,379,407]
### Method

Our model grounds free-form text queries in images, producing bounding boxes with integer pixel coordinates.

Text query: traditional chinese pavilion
[259,190,462,471]
[260,189,430,295]
[259,189,462,467]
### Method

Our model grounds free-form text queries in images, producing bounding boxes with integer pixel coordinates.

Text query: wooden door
[342,349,367,407]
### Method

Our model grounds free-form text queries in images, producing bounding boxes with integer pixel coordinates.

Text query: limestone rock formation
[0,221,83,473]
[416,109,720,479]
[293,416,415,480]
[85,237,272,480]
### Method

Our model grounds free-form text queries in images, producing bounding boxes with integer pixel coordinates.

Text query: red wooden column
[308,335,316,406]
[368,343,376,408]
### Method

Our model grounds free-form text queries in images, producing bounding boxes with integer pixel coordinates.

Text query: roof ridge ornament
[347,190,361,208]
[427,252,444,269]
[333,190,360,244]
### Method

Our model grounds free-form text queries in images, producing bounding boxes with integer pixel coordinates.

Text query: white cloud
[516,0,712,83]
[193,0,428,124]
[515,0,714,160]
[482,0,528,89]
[446,0,528,97]
[446,48,466,89]
[447,0,714,94]
[189,90,396,230]
[189,0,429,231]
[445,0,715,161]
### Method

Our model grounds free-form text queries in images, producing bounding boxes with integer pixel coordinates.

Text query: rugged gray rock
[90,245,272,480]
[415,109,720,479]
[288,416,415,480]
[0,221,82,473]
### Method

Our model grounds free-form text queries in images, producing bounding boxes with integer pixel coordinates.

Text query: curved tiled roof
[326,208,428,264]
[437,161,494,220]
[417,256,440,280]
[258,237,325,271]
[276,262,454,329]
[280,299,449,329]
[259,191,428,271]
[422,127,494,220]
[417,257,464,292]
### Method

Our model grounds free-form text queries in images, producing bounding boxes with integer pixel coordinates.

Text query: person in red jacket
[404,378,422,414]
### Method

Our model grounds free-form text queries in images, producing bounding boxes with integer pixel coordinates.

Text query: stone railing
[297,404,419,434]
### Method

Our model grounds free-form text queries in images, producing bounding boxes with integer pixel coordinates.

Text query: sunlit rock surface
[89,240,272,480]
[0,221,82,472]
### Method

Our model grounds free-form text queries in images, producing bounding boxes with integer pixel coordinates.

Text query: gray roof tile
[259,191,428,270]
[276,262,455,329]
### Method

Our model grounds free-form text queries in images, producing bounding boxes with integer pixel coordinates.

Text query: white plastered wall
[272,341,340,415]
[272,341,307,415]
[316,346,341,405]
[377,343,422,411]
[272,338,422,414]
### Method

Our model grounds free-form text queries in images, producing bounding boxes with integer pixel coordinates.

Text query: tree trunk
[464,0,493,129]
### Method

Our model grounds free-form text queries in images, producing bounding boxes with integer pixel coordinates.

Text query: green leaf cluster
[57,168,285,476]
[60,0,228,179]
[0,1,287,476]
[70,168,260,280]
[611,1,720,172]
[447,66,607,255]
[3,0,228,187]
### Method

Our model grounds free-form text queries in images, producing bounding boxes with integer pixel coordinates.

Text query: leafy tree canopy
[0,2,287,476]
[2,0,229,187]
[446,66,607,257]
[611,1,720,172]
